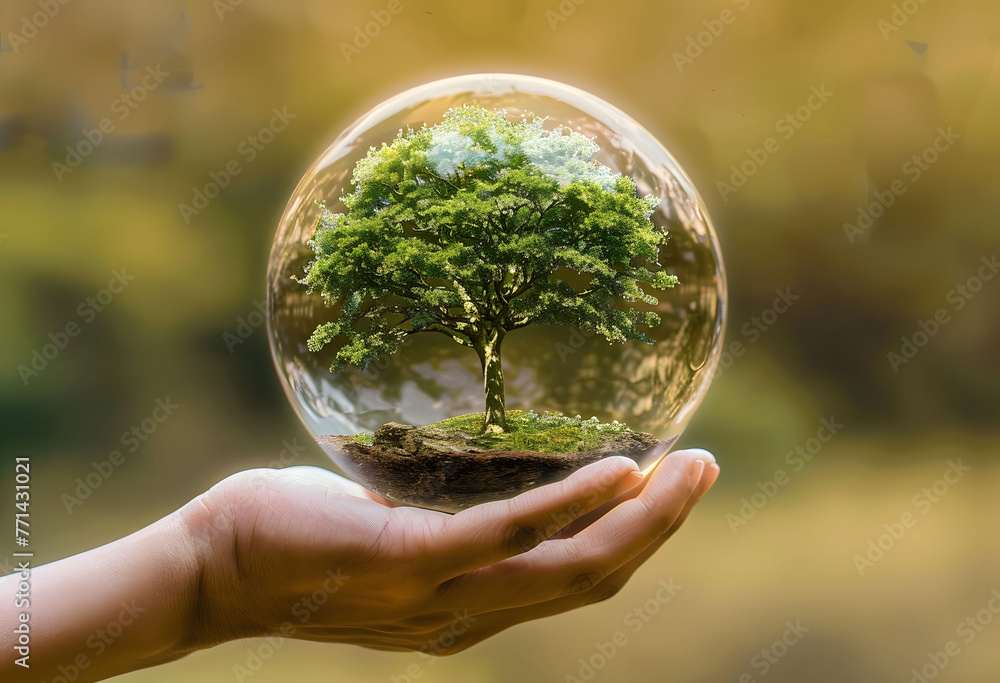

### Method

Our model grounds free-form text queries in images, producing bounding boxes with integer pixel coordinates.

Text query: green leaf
[300,105,679,375]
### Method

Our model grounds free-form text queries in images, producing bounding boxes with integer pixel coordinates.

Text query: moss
[351,432,374,446]
[425,410,633,454]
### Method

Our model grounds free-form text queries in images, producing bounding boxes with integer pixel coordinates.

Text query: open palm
[189,449,719,654]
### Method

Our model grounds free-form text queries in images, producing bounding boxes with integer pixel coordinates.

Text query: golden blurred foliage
[1,0,998,680]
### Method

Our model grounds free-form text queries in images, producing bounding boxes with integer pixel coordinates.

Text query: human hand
[184,448,720,655]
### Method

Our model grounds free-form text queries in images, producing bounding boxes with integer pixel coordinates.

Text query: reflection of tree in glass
[502,218,720,435]
[301,105,677,432]
[274,289,461,428]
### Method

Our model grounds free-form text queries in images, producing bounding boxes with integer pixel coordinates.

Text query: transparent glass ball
[267,74,726,512]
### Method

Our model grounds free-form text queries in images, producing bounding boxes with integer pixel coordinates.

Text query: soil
[316,423,678,513]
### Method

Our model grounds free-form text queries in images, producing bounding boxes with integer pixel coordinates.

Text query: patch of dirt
[316,423,677,513]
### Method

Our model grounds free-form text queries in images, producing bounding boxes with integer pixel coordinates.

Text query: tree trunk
[478,330,507,433]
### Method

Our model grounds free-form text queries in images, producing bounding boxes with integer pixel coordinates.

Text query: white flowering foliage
[301,105,678,430]
[423,106,617,190]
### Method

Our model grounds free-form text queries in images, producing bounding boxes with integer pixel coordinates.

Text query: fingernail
[689,459,706,489]
[695,463,721,501]
[681,448,717,464]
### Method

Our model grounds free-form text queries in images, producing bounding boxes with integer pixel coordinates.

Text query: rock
[373,422,479,455]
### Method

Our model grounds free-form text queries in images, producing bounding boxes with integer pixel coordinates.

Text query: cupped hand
[182,448,719,655]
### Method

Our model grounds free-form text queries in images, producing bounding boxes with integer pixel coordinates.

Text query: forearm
[1,507,205,682]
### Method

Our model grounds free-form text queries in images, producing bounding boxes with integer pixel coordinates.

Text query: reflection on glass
[267,74,726,512]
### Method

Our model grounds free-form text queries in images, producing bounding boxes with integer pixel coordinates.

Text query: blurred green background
[2,0,999,681]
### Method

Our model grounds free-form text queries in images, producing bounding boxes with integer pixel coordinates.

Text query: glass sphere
[267,74,726,512]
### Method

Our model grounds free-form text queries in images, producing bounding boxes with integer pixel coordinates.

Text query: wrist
[146,506,218,663]
[175,486,279,650]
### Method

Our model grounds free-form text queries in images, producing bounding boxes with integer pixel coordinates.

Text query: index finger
[432,456,645,579]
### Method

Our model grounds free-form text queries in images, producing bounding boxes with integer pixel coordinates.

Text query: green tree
[301,105,677,432]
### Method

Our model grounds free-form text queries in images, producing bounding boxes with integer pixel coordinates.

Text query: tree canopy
[301,105,677,431]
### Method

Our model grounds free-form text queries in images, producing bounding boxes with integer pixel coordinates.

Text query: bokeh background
[2,0,999,681]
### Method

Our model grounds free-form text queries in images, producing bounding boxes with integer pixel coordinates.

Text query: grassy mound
[325,412,667,511]
[425,410,632,454]
[351,432,375,446]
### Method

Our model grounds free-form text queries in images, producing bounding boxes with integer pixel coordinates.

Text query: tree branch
[421,167,461,192]
[420,323,476,347]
